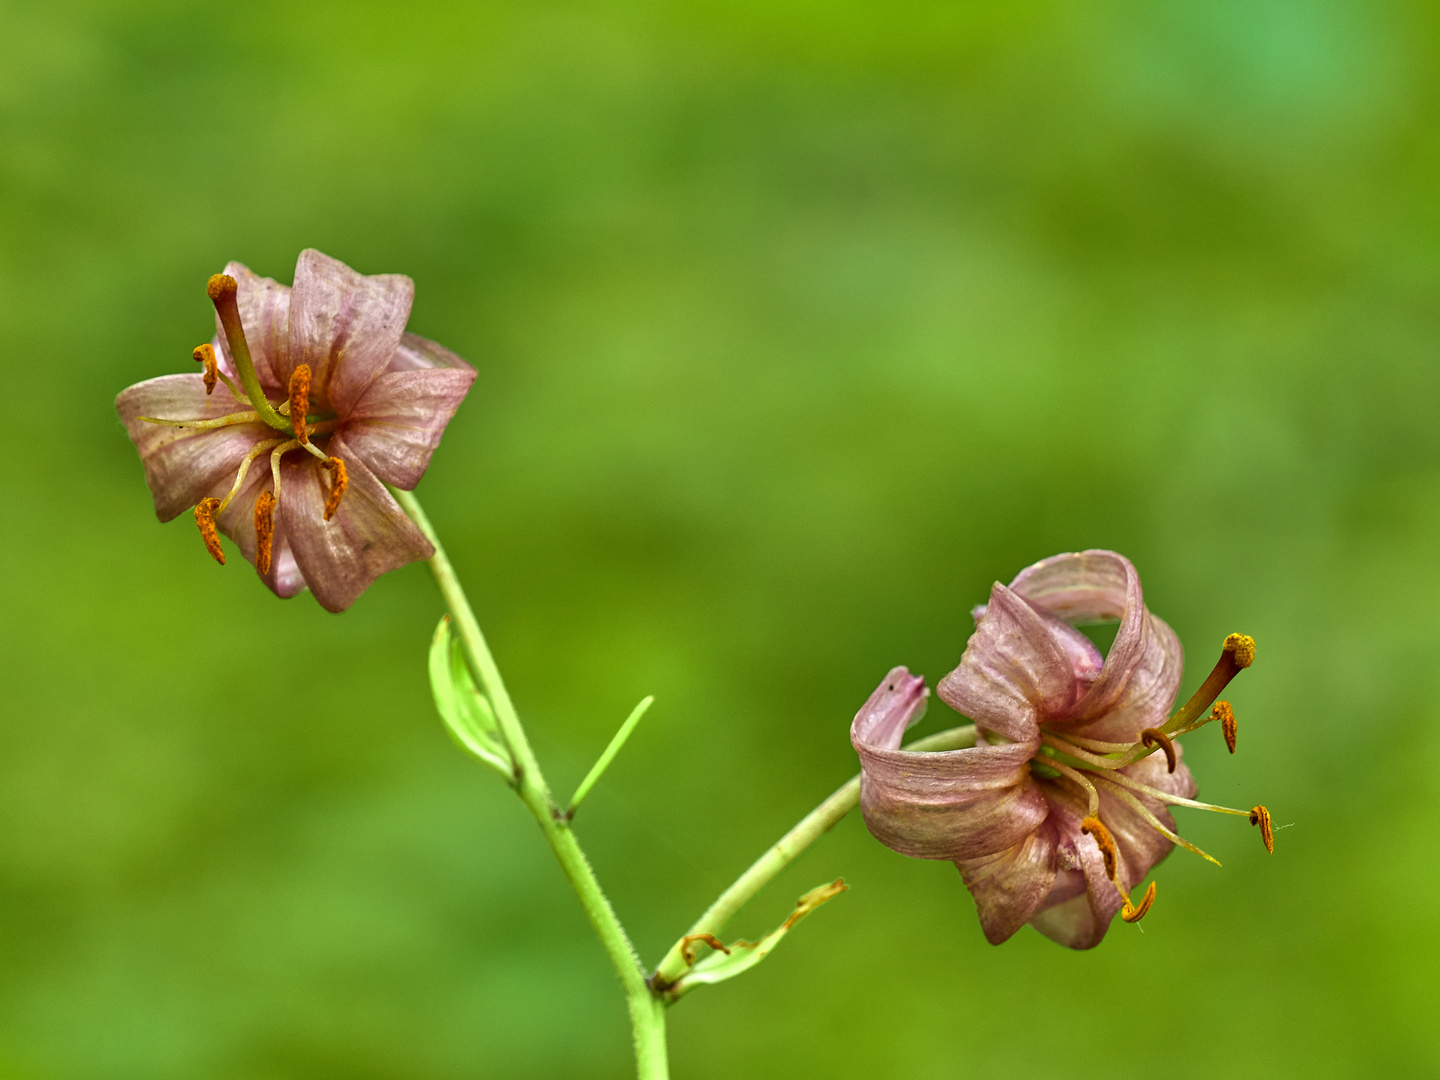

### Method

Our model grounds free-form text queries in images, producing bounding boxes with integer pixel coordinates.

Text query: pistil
[207,274,292,433]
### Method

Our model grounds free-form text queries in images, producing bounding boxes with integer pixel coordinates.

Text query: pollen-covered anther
[193,498,225,565]
[322,456,348,521]
[288,364,311,444]
[193,343,219,395]
[1120,880,1157,924]
[1081,816,1119,881]
[1225,633,1256,669]
[1214,700,1237,753]
[1250,805,1274,854]
[254,490,276,575]
[1140,727,1177,773]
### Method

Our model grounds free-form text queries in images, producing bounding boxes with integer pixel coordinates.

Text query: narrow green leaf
[567,695,654,816]
[428,615,512,777]
[668,880,848,998]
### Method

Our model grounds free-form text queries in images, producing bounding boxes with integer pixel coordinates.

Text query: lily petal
[936,582,1078,743]
[280,433,433,612]
[854,739,1048,862]
[386,331,477,373]
[1009,550,1147,724]
[287,249,414,416]
[954,818,1060,944]
[116,374,272,521]
[341,367,477,489]
[1069,612,1183,742]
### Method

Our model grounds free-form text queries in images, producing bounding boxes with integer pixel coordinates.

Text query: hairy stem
[652,723,977,988]
[395,488,667,1079]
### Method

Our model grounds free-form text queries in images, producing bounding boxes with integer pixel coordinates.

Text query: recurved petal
[116,374,273,522]
[216,261,291,393]
[287,250,414,416]
[1028,795,1126,949]
[212,464,307,599]
[854,739,1048,861]
[936,582,1078,743]
[340,367,476,489]
[954,817,1059,944]
[1066,612,1184,742]
[386,331,478,374]
[1009,550,1150,725]
[850,667,929,750]
[280,433,433,612]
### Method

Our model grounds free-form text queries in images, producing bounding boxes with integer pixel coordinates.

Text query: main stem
[395,488,668,1079]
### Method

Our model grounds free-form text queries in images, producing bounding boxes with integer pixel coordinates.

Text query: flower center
[1034,634,1273,924]
[138,274,350,567]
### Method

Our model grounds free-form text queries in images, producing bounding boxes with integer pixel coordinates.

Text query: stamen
[193,343,218,395]
[322,456,348,521]
[1250,805,1274,853]
[1159,632,1257,738]
[1040,732,1127,771]
[1048,731,1135,754]
[1049,760,1100,817]
[192,343,243,401]
[1120,880,1157,923]
[1140,727,1177,773]
[139,410,260,430]
[269,440,302,505]
[254,490,276,575]
[288,365,311,445]
[1080,816,1119,881]
[207,274,291,433]
[1101,769,1252,817]
[193,498,225,565]
[216,438,286,514]
[1090,775,1222,867]
[1215,701,1237,753]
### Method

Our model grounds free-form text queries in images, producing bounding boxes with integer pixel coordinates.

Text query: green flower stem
[651,723,977,988]
[395,488,668,1080]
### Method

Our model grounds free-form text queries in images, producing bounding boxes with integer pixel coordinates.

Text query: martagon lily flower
[116,250,475,612]
[851,550,1272,949]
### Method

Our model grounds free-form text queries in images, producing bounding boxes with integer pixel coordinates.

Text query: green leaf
[668,879,848,998]
[429,615,512,777]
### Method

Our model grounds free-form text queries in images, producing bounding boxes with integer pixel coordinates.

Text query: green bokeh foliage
[1,1,1436,1076]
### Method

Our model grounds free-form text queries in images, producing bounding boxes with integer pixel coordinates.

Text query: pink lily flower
[851,550,1271,949]
[116,250,475,612]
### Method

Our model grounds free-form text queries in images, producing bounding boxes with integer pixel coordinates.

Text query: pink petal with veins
[342,367,477,489]
[115,374,272,521]
[280,433,433,613]
[936,582,1078,744]
[287,249,414,416]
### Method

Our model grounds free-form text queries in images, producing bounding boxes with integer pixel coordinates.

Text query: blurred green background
[2,1,1436,1076]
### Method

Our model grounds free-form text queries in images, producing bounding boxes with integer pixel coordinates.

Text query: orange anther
[193,498,225,565]
[1081,816,1119,881]
[1214,701,1237,754]
[193,343,219,395]
[1121,880,1157,923]
[254,490,276,575]
[1250,805,1274,854]
[322,456,348,521]
[1140,727,1177,773]
[1225,633,1256,669]
[288,364,311,445]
